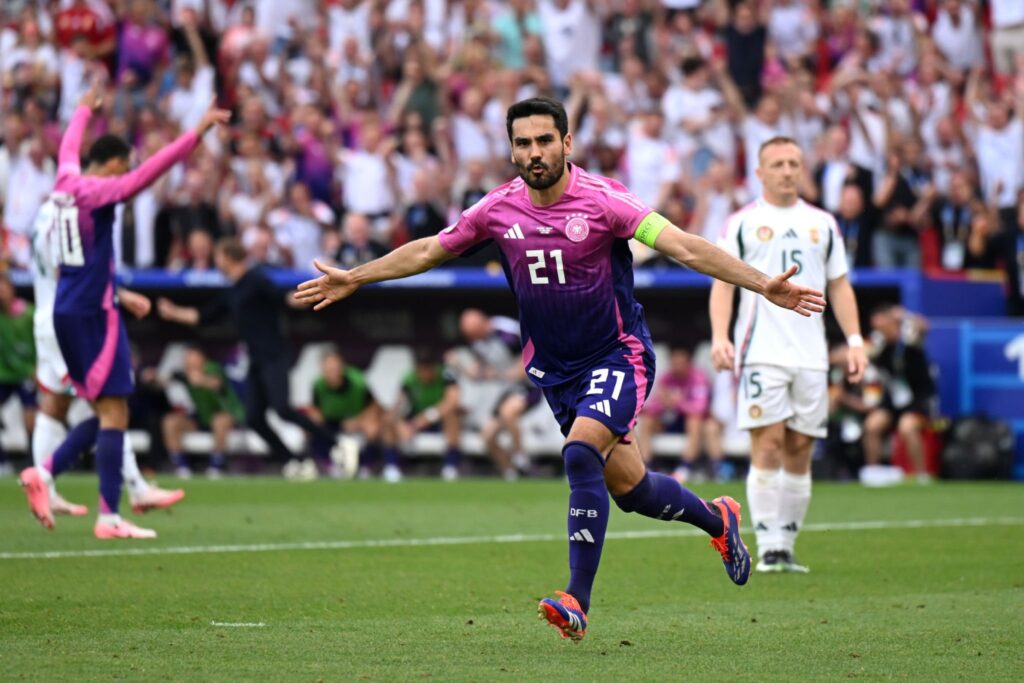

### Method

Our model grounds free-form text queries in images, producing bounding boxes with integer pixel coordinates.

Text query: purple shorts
[53,309,134,401]
[540,342,656,438]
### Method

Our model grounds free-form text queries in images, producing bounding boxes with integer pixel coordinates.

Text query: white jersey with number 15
[717,198,848,372]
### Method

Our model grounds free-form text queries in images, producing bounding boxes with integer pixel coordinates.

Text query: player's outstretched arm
[294,236,455,311]
[653,226,826,316]
[93,99,230,205]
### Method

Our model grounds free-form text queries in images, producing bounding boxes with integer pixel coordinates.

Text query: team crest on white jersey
[565,213,590,242]
[756,226,774,241]
[809,227,821,244]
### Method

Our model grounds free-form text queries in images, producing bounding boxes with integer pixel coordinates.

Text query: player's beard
[517,153,566,190]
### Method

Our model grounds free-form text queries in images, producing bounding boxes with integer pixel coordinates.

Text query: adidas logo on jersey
[783,228,799,239]
[570,528,596,543]
[503,223,525,239]
[588,400,611,416]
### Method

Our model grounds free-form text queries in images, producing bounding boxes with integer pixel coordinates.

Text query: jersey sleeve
[57,105,91,181]
[78,130,200,207]
[824,213,850,281]
[716,211,744,258]
[603,177,656,239]
[437,196,490,255]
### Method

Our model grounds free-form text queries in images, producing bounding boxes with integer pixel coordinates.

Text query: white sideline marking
[211,621,265,628]
[1,517,1021,561]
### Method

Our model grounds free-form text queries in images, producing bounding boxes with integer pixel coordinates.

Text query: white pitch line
[1,516,1021,561]
[210,621,265,628]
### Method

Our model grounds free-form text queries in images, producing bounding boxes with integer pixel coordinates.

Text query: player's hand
[846,344,868,384]
[119,289,152,319]
[77,79,104,111]
[294,260,359,311]
[195,97,232,137]
[763,265,826,317]
[711,338,735,371]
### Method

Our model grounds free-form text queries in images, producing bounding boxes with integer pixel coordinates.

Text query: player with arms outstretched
[18,83,228,538]
[28,197,185,519]
[710,136,867,573]
[296,98,826,638]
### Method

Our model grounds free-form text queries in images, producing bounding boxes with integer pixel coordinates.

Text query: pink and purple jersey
[439,164,655,387]
[52,105,198,316]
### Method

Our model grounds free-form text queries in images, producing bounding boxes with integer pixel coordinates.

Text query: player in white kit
[29,198,184,517]
[710,137,867,573]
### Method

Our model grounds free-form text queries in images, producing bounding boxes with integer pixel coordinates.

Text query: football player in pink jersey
[18,83,228,539]
[296,97,826,639]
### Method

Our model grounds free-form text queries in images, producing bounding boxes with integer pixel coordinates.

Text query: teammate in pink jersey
[18,83,229,539]
[296,97,826,639]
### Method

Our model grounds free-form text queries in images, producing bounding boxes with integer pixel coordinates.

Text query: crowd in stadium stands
[0,1,1022,297]
[0,0,1016,479]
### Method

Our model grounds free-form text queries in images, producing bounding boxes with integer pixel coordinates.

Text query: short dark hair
[87,134,132,167]
[215,237,247,264]
[505,97,568,142]
[757,135,800,161]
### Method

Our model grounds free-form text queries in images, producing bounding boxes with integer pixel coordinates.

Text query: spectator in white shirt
[989,0,1024,77]
[767,0,818,64]
[538,0,601,91]
[337,119,399,243]
[624,108,681,233]
[2,136,54,268]
[932,0,984,73]
[266,181,335,272]
[661,56,733,175]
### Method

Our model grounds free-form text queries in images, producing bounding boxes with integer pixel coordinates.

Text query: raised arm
[294,236,456,310]
[85,100,230,205]
[58,83,105,177]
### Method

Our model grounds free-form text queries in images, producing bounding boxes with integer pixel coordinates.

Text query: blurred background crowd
[0,0,1022,314]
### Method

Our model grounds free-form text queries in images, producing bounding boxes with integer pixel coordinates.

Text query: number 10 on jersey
[57,205,85,266]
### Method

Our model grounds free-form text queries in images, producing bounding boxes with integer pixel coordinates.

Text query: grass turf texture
[1,477,1022,681]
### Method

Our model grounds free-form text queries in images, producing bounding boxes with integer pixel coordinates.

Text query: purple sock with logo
[613,471,723,537]
[563,441,609,614]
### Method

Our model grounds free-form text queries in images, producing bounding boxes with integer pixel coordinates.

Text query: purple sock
[96,429,125,515]
[563,441,609,614]
[383,447,400,466]
[613,471,724,537]
[45,417,99,478]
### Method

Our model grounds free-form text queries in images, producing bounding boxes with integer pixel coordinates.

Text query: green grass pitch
[1,476,1022,681]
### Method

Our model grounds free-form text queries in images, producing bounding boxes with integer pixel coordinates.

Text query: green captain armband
[633,212,671,248]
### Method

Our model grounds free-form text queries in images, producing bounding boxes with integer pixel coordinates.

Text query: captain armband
[633,212,671,248]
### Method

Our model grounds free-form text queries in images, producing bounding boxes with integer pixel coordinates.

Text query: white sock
[98,513,122,526]
[746,465,782,557]
[778,471,812,555]
[122,437,150,498]
[31,413,66,498]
